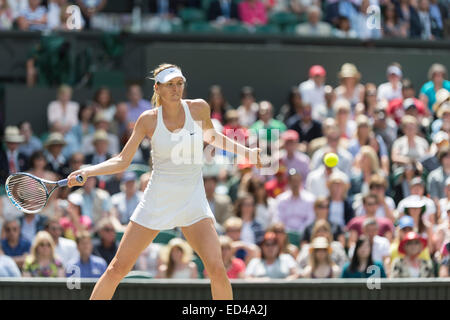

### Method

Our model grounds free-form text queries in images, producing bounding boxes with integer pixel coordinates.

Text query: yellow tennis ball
[324,152,339,168]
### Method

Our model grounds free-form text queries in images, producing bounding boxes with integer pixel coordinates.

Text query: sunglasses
[39,242,51,247]
[5,227,19,232]
[366,202,378,206]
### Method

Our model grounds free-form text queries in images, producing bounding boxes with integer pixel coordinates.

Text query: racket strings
[7,175,48,211]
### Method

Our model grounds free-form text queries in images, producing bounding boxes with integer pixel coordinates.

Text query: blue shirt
[0,255,22,277]
[20,6,47,31]
[18,136,43,158]
[341,261,386,278]
[420,80,450,111]
[67,255,107,278]
[1,238,31,257]
[127,99,152,123]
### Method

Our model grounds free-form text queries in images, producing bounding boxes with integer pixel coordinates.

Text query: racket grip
[58,175,84,187]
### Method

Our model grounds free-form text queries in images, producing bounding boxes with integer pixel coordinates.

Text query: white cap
[433,131,449,144]
[154,67,186,84]
[68,192,83,207]
[387,65,402,78]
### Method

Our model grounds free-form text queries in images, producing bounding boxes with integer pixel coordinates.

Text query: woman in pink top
[238,0,268,26]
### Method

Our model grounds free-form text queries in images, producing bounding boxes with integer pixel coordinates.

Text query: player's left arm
[192,99,261,168]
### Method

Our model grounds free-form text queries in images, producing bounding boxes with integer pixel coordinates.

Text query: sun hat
[309,236,332,254]
[387,65,403,78]
[402,195,426,209]
[433,131,449,145]
[159,238,193,264]
[44,132,67,148]
[398,231,427,254]
[338,63,361,80]
[432,89,449,113]
[437,102,450,119]
[4,126,25,143]
[92,129,109,143]
[281,129,299,142]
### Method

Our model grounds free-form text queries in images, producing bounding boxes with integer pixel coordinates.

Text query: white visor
[154,67,186,83]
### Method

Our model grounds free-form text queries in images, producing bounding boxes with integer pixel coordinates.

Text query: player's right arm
[67,110,156,187]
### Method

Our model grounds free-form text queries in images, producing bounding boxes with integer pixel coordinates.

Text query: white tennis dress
[130,100,215,230]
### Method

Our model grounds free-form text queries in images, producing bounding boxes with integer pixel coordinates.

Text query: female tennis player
[67,63,262,300]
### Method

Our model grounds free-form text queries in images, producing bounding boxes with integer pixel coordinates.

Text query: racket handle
[58,175,84,187]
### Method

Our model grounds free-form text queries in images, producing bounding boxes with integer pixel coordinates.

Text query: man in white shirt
[299,65,327,113]
[45,218,79,268]
[377,64,403,103]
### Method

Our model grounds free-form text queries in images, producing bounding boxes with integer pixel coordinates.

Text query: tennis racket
[5,172,84,214]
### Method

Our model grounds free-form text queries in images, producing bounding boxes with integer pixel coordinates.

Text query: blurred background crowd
[1,60,450,281]
[0,0,449,39]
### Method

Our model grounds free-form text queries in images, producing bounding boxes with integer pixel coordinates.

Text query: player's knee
[206,260,227,280]
[106,259,131,281]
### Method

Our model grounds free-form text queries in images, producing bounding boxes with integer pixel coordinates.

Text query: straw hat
[437,102,450,119]
[433,89,450,113]
[92,129,109,143]
[338,63,361,80]
[309,236,332,254]
[159,238,194,264]
[4,126,25,143]
[44,132,66,148]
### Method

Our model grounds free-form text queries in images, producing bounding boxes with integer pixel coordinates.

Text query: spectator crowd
[1,61,450,281]
[0,0,449,39]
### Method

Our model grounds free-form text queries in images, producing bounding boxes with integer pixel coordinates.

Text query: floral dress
[23,257,64,277]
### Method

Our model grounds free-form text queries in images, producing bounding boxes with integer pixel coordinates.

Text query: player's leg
[181,218,233,300]
[90,221,159,300]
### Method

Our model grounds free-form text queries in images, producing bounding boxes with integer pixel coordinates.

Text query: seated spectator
[223,217,260,264]
[48,0,84,30]
[438,177,450,225]
[353,0,381,39]
[273,168,315,234]
[62,152,86,183]
[60,192,92,240]
[85,130,112,167]
[19,213,47,244]
[387,79,428,125]
[277,87,303,124]
[395,0,421,38]
[245,176,277,230]
[75,0,107,29]
[238,0,267,26]
[205,235,246,279]
[250,101,286,146]
[305,158,346,198]
[18,121,42,158]
[348,217,391,266]
[357,83,378,119]
[207,0,239,24]
[427,147,450,203]
[0,126,28,184]
[332,15,357,38]
[70,175,113,227]
[300,236,340,278]
[16,0,47,31]
[396,179,436,227]
[325,0,358,28]
[431,94,450,137]
[204,173,233,226]
[44,132,67,177]
[222,109,249,148]
[157,238,198,279]
[372,103,398,152]
[287,102,323,145]
[334,99,356,140]
[208,85,232,124]
[92,218,117,265]
[0,242,21,277]
[335,63,365,111]
[390,231,434,278]
[267,222,299,259]
[342,235,386,278]
[0,0,13,30]
[391,115,430,167]
[290,0,319,16]
[264,160,288,199]
[22,231,64,277]
[390,215,431,265]
[347,194,394,241]
[417,0,442,40]
[296,5,332,37]
[111,171,143,226]
[297,219,348,269]
[236,86,259,128]
[93,87,116,122]
[326,172,354,229]
[81,112,120,157]
[310,125,352,177]
[245,231,299,279]
[28,150,57,182]
[279,130,310,182]
[429,0,447,38]
[420,63,450,113]
[47,85,80,134]
[126,83,152,124]
[234,194,265,245]
[110,102,129,144]
[67,230,107,278]
[397,195,433,243]
[45,218,79,267]
[135,241,163,278]
[1,219,31,269]
[298,65,327,114]
[378,63,403,103]
[302,197,346,246]
[382,2,408,38]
